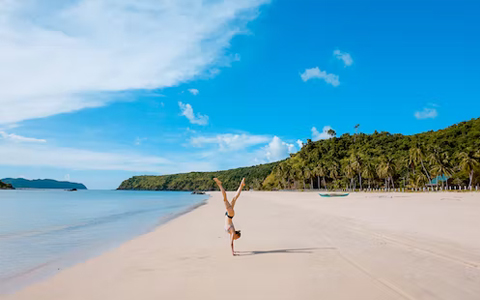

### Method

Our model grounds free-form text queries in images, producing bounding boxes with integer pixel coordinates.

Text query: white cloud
[300,67,340,87]
[0,142,212,173]
[0,131,293,175]
[178,102,209,125]
[0,131,46,143]
[414,108,438,120]
[0,143,167,172]
[263,136,297,162]
[190,133,270,151]
[312,126,334,141]
[296,139,303,149]
[0,0,269,125]
[333,50,353,67]
[189,133,300,166]
[188,88,199,96]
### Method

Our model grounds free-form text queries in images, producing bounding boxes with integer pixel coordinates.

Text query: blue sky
[0,0,479,189]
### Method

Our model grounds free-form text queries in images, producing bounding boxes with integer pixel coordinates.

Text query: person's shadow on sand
[235,247,336,256]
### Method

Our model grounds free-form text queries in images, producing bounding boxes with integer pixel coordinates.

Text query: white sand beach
[4,191,480,300]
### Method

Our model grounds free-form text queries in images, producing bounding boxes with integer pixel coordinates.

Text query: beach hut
[427,174,450,188]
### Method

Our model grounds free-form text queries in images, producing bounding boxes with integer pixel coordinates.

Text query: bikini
[225,212,234,232]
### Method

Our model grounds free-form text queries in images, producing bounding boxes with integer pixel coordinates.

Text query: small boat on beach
[191,191,206,195]
[319,193,349,197]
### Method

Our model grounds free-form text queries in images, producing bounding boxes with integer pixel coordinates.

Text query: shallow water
[0,190,207,294]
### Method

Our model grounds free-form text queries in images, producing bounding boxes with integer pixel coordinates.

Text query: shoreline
[113,188,480,193]
[4,191,480,299]
[0,194,210,296]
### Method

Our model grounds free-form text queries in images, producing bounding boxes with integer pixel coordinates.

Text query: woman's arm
[231,178,245,208]
[230,233,235,256]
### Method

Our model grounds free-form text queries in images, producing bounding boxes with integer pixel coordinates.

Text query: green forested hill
[117,162,279,191]
[263,117,480,190]
[118,118,480,191]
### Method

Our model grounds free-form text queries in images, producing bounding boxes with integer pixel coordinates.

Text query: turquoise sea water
[0,190,207,294]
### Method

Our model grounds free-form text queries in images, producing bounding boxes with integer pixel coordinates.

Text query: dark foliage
[0,180,14,190]
[264,118,480,190]
[118,162,279,191]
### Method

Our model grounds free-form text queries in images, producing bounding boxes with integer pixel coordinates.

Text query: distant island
[0,180,15,190]
[1,178,87,190]
[118,117,480,191]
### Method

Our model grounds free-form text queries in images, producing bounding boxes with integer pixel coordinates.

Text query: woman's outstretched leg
[213,178,231,209]
[231,178,245,208]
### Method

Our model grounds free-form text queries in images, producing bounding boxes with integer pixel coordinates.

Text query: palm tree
[343,163,355,190]
[409,145,431,185]
[407,150,416,177]
[275,165,286,189]
[314,163,327,190]
[377,162,387,189]
[452,177,463,188]
[300,167,307,190]
[395,157,409,188]
[287,156,305,189]
[291,158,306,190]
[329,161,340,190]
[313,165,320,190]
[304,166,313,190]
[413,172,428,188]
[362,160,376,189]
[287,167,296,189]
[377,156,396,189]
[456,150,480,189]
[350,152,363,190]
[293,166,303,189]
[354,124,360,143]
[327,129,336,138]
[428,150,453,188]
[285,164,295,189]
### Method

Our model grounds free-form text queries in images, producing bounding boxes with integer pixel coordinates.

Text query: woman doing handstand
[213,177,245,256]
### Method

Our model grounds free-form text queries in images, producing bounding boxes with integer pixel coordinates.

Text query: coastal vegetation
[118,162,278,191]
[118,118,480,191]
[0,180,14,189]
[263,118,480,191]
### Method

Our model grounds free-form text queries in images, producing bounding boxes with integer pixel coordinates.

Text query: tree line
[117,162,278,191]
[263,118,480,191]
[118,117,480,191]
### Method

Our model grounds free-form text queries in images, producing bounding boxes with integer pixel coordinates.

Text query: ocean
[0,189,207,294]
